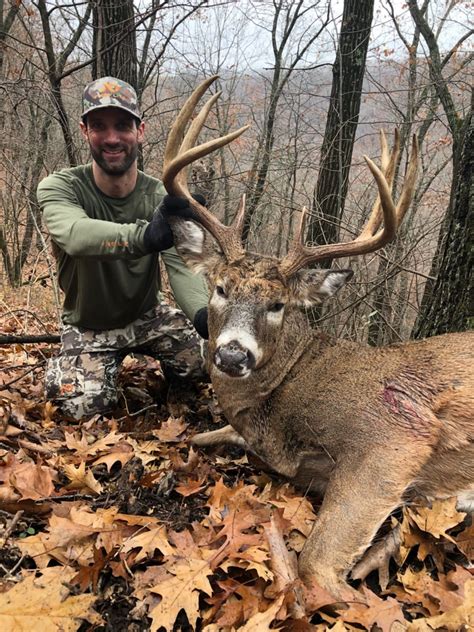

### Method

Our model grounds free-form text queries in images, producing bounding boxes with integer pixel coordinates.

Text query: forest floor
[0,280,473,631]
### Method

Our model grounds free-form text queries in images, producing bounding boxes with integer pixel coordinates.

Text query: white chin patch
[181,221,204,254]
[215,328,262,365]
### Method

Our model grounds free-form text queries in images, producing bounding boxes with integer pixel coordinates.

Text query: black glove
[193,307,209,339]
[143,195,206,253]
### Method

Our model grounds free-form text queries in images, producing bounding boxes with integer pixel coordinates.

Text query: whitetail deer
[162,76,474,601]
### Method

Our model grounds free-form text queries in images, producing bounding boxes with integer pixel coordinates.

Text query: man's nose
[103,128,121,144]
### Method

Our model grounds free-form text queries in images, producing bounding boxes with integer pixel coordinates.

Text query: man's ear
[79,120,88,141]
[287,269,353,306]
[137,121,145,143]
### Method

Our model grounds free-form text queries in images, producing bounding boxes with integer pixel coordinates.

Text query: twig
[0,510,24,547]
[17,439,53,455]
[1,364,45,387]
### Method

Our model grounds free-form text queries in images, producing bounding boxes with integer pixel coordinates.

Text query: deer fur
[169,224,474,600]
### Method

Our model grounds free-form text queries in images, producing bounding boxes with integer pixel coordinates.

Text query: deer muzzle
[214,340,256,378]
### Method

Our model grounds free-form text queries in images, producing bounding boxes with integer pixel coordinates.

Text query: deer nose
[214,340,255,377]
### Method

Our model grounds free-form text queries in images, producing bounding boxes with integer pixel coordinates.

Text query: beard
[90,143,138,176]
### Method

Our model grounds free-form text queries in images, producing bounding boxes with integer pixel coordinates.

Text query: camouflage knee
[45,352,120,420]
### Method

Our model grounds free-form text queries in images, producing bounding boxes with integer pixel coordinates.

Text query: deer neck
[210,310,312,425]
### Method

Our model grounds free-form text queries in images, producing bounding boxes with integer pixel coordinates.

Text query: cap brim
[81,103,141,122]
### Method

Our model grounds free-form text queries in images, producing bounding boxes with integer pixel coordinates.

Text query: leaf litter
[0,334,472,631]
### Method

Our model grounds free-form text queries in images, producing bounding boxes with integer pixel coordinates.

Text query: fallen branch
[0,334,60,345]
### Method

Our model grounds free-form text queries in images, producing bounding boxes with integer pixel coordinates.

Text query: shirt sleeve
[37,172,149,259]
[161,248,209,322]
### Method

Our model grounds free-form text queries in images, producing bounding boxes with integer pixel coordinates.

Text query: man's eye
[268,302,285,313]
[215,285,226,298]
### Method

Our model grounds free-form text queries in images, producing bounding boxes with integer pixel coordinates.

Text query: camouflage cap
[82,77,141,121]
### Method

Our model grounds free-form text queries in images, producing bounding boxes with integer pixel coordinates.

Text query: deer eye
[268,302,285,313]
[215,285,227,298]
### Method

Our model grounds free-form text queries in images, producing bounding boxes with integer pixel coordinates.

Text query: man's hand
[143,194,206,253]
[193,307,209,339]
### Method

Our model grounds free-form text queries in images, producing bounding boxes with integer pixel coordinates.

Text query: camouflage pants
[45,304,206,420]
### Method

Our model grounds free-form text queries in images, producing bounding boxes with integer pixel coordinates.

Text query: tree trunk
[92,0,138,88]
[408,0,473,338]
[307,0,374,261]
[413,96,473,338]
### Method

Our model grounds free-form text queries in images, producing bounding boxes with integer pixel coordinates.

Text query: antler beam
[278,132,419,278]
[162,75,250,263]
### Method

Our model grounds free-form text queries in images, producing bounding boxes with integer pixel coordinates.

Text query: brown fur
[179,244,474,601]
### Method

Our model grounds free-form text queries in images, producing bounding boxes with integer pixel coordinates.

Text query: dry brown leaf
[407,579,474,631]
[0,566,102,631]
[153,416,188,442]
[454,521,474,561]
[92,449,133,471]
[265,484,317,537]
[64,430,124,458]
[210,506,270,569]
[10,460,57,500]
[122,526,174,562]
[341,587,406,632]
[62,460,103,494]
[408,498,466,542]
[148,557,213,631]
[238,593,284,631]
[175,476,207,497]
[399,567,464,616]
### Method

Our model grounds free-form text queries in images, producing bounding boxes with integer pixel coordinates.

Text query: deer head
[163,77,419,379]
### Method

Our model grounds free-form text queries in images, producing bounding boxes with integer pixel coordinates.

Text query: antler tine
[278,129,418,279]
[358,129,400,240]
[162,76,250,263]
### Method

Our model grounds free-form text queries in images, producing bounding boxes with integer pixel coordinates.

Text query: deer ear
[288,269,353,306]
[168,217,224,274]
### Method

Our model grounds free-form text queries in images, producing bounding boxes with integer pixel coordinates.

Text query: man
[37,76,209,420]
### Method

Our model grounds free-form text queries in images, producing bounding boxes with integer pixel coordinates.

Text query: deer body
[161,77,473,601]
[204,307,473,598]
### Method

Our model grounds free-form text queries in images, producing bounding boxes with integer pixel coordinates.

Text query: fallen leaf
[148,557,213,631]
[407,579,474,631]
[341,587,406,632]
[153,416,188,442]
[10,460,57,500]
[122,526,174,562]
[408,498,466,541]
[62,461,103,494]
[0,566,102,631]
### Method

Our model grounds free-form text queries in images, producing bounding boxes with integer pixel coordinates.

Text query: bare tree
[242,0,330,243]
[306,0,374,261]
[408,0,473,337]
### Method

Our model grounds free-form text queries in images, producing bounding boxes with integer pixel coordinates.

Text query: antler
[162,75,250,263]
[278,131,419,278]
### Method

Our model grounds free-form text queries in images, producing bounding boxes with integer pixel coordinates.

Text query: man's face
[80,108,145,176]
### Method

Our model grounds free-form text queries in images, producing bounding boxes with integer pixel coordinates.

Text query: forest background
[1,0,472,345]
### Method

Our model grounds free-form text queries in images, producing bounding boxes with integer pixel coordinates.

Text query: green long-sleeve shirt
[37,164,208,330]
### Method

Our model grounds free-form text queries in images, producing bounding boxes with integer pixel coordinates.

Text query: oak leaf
[62,460,103,494]
[407,579,474,631]
[122,526,174,562]
[153,416,188,442]
[340,587,406,632]
[10,460,57,500]
[64,430,124,458]
[148,557,213,631]
[0,566,102,631]
[408,497,466,542]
